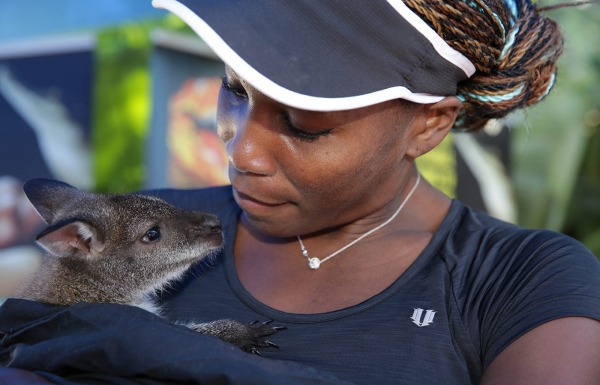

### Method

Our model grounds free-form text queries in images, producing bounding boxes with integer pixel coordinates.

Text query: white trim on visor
[152,0,465,110]
[386,0,476,77]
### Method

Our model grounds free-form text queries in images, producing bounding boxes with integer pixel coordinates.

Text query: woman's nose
[225,114,277,176]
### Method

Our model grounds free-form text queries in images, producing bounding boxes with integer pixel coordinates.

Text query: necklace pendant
[308,257,321,270]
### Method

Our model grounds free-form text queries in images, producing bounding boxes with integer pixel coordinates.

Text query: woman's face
[217,67,423,238]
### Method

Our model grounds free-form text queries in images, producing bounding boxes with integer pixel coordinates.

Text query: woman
[2,0,600,384]
[152,0,600,383]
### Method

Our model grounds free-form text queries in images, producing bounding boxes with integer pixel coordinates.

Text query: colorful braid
[404,0,565,131]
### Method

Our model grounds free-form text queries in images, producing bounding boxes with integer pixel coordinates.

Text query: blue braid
[504,0,518,25]
[500,25,520,60]
[538,73,556,101]
[462,84,525,102]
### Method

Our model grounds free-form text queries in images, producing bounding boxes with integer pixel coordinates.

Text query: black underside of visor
[179,0,467,98]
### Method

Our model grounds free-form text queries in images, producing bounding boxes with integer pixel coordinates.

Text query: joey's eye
[221,76,247,99]
[142,226,161,243]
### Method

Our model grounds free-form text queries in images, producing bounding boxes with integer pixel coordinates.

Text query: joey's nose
[203,215,221,230]
[208,224,222,234]
[192,214,222,238]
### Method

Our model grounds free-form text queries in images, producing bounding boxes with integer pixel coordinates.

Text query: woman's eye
[221,76,247,98]
[142,226,161,243]
[281,115,333,142]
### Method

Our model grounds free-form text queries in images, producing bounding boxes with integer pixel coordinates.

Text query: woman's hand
[480,317,600,385]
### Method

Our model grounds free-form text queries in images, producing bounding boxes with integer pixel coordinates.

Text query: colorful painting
[167,77,229,188]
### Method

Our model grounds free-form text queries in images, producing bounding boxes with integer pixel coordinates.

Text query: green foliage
[92,16,194,194]
[564,111,600,257]
[511,3,600,257]
[93,23,152,193]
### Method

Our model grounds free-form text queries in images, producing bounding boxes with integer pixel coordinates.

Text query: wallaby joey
[13,178,282,354]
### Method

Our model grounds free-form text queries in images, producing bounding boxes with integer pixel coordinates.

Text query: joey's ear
[23,179,83,224]
[35,219,105,258]
[406,97,461,159]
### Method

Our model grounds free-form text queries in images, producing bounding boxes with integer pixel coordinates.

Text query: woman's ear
[406,96,462,158]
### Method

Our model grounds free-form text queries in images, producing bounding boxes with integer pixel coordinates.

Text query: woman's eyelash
[281,115,333,142]
[221,76,247,98]
[221,76,331,142]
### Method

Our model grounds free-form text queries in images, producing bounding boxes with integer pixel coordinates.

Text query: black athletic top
[152,185,600,385]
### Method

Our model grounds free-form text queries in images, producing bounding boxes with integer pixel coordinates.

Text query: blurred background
[0,0,598,302]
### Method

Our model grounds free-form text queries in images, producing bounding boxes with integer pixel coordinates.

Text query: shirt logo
[411,308,436,327]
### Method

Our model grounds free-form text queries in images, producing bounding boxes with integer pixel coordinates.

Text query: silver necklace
[297,173,421,270]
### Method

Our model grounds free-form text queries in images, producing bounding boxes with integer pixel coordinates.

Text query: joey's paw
[244,320,287,355]
[189,319,285,354]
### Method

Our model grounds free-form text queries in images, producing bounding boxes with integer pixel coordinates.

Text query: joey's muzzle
[189,213,223,244]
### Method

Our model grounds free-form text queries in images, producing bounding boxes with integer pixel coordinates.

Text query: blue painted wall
[0,0,166,43]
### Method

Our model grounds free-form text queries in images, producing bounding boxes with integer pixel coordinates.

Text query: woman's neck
[233,181,452,314]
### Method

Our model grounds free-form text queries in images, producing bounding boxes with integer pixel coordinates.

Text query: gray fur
[14,178,281,353]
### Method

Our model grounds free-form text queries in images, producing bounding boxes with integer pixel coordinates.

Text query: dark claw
[241,319,286,354]
[251,347,262,356]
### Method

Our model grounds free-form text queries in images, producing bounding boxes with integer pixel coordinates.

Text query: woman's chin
[242,212,299,239]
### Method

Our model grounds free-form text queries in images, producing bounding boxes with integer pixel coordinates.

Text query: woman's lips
[234,190,289,211]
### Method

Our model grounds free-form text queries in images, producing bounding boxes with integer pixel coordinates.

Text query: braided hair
[404,0,565,131]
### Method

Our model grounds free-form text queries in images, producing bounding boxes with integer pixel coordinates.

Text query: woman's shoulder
[438,200,600,307]
[438,201,600,368]
[441,200,596,265]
